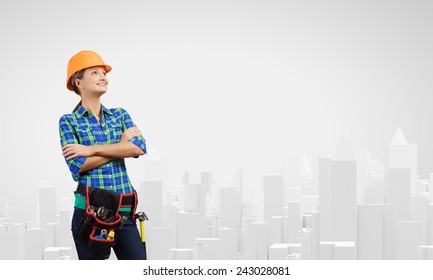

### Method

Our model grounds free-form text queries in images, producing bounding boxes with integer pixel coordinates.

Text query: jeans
[71,207,147,260]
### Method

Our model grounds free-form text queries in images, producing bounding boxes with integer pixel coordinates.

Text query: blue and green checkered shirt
[59,105,146,199]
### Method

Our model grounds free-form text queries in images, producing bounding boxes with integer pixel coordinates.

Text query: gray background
[0,0,432,259]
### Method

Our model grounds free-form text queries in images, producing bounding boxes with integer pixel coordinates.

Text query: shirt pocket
[76,125,94,146]
[107,122,123,144]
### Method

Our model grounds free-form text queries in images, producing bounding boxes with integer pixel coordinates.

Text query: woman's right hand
[120,127,142,142]
[63,144,95,160]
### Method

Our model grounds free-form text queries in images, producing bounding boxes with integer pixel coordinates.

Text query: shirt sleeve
[59,115,87,181]
[120,108,147,156]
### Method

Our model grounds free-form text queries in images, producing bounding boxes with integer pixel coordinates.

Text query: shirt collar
[74,104,113,117]
[74,105,87,117]
[101,104,113,116]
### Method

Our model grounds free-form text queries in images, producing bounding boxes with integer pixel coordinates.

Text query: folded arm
[59,109,147,178]
[77,155,113,173]
[63,127,145,163]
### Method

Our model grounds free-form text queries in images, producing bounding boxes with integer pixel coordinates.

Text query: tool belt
[75,183,138,260]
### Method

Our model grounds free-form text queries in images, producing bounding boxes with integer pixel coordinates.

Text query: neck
[81,96,102,119]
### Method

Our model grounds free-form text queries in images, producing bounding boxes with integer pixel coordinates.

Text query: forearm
[79,156,113,173]
[62,128,146,162]
[92,142,145,158]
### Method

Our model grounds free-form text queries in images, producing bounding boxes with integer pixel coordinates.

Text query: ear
[75,78,82,89]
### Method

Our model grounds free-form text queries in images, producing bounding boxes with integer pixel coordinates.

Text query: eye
[92,71,97,75]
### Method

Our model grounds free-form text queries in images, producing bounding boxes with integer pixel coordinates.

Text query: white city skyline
[1,127,432,260]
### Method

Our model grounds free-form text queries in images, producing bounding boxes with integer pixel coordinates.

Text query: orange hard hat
[66,50,112,91]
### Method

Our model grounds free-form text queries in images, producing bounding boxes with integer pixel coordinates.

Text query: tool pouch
[88,227,116,260]
[75,184,137,260]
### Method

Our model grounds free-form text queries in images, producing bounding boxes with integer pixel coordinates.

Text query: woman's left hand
[62,144,94,160]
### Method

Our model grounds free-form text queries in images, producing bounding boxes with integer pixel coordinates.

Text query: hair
[71,69,85,95]
[71,69,86,112]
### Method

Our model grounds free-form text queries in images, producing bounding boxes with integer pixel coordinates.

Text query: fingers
[62,144,87,160]
[65,154,77,160]
[62,144,74,155]
[125,127,142,136]
[130,130,142,137]
[132,128,142,136]
[63,149,76,158]
[122,127,142,140]
[62,144,73,150]
[126,127,138,132]
[64,150,77,160]
[126,127,141,133]
[62,145,77,160]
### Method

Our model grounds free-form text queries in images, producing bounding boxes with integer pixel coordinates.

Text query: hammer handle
[140,220,145,243]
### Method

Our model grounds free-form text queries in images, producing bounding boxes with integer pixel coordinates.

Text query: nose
[99,74,108,84]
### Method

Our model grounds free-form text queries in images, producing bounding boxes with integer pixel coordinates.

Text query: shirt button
[109,175,112,178]
[109,186,113,189]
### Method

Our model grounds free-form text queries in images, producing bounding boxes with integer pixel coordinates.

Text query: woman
[59,50,147,260]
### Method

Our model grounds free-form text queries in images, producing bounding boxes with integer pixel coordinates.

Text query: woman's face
[77,66,109,96]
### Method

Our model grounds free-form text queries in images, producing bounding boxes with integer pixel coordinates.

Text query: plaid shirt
[59,105,146,194]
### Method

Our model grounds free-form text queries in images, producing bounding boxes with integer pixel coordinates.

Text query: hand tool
[134,212,149,259]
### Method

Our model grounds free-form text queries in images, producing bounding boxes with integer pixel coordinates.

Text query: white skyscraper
[318,156,332,242]
[330,138,357,242]
[388,128,412,221]
[263,172,283,224]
